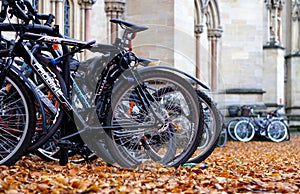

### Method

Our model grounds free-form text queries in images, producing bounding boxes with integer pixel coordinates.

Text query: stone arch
[194,0,222,90]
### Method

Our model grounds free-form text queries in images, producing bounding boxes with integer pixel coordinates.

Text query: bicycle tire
[217,124,228,147]
[0,70,36,165]
[187,89,222,163]
[266,119,288,142]
[227,118,239,140]
[103,69,203,168]
[234,119,255,142]
[197,122,211,149]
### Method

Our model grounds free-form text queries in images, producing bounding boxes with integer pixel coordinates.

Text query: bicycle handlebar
[0,0,55,26]
[0,23,58,35]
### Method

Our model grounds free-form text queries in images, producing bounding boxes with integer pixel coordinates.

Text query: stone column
[263,0,285,107]
[208,28,222,91]
[265,0,284,46]
[285,0,300,115]
[49,0,63,33]
[195,24,203,80]
[104,0,126,43]
[78,0,97,41]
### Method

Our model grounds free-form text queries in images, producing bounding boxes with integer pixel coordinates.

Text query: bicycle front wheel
[104,69,203,168]
[234,120,255,142]
[0,70,36,165]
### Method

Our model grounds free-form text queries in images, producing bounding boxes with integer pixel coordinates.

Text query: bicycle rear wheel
[187,89,222,163]
[103,69,203,168]
[0,70,36,165]
[267,120,288,142]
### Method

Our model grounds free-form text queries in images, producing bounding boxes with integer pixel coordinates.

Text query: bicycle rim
[104,69,202,168]
[267,120,288,142]
[234,120,255,142]
[187,89,222,163]
[0,72,35,165]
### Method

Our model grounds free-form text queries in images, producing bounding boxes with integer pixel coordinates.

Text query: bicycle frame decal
[38,36,62,44]
[23,43,73,111]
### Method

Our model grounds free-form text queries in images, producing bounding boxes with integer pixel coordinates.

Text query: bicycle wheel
[227,118,239,140]
[187,89,222,163]
[217,124,228,147]
[197,122,211,149]
[0,70,36,165]
[266,120,288,142]
[103,69,203,168]
[234,119,255,142]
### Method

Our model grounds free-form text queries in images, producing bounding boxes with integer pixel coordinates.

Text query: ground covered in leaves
[0,135,299,193]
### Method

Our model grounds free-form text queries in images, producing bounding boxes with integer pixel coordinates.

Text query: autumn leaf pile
[0,136,299,193]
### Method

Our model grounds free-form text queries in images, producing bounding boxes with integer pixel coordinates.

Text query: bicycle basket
[241,106,251,116]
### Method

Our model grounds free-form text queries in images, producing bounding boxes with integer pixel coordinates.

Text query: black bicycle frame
[0,32,163,141]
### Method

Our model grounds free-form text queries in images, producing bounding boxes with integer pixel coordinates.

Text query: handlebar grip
[0,23,57,35]
[45,14,55,26]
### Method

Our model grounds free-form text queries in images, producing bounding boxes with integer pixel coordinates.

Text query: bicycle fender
[10,66,47,133]
[137,66,210,90]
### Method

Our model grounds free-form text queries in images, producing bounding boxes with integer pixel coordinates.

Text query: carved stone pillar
[104,0,126,43]
[50,0,63,32]
[78,0,97,41]
[265,0,284,46]
[195,24,204,80]
[208,28,222,91]
[291,1,300,53]
[263,0,285,106]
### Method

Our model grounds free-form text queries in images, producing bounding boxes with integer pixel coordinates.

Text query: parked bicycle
[0,0,217,168]
[233,105,289,142]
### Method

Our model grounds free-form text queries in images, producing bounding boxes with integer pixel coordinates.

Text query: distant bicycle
[234,105,289,142]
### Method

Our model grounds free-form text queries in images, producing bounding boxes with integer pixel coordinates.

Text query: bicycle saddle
[110,18,148,32]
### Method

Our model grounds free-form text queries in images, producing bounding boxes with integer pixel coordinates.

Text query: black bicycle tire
[0,70,36,165]
[197,122,211,149]
[104,69,203,168]
[187,89,222,163]
[227,118,240,141]
[217,124,228,147]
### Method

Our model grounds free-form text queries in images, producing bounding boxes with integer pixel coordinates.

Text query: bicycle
[0,0,204,167]
[234,105,289,142]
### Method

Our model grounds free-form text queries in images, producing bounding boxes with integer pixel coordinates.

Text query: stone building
[31,0,300,118]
